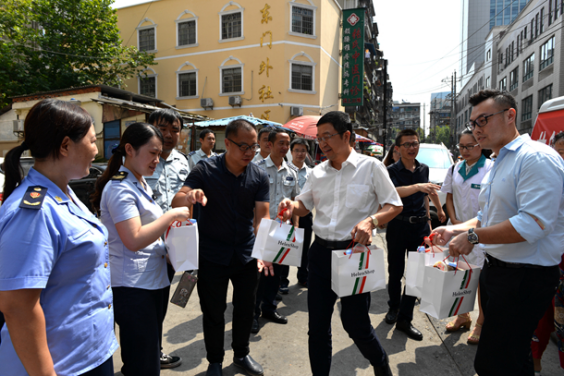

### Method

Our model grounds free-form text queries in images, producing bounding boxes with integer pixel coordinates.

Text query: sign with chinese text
[341,9,365,107]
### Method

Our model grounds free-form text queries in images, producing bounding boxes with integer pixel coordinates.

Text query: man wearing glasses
[278,111,402,376]
[429,90,564,375]
[172,119,273,376]
[385,129,445,341]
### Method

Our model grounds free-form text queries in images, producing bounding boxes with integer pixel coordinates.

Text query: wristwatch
[370,215,379,229]
[467,228,479,245]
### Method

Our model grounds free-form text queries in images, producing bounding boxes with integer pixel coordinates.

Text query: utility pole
[452,70,457,152]
[382,59,388,146]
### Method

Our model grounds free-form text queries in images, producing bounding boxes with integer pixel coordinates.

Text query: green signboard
[341,9,365,107]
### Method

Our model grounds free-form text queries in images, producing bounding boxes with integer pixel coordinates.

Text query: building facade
[116,0,343,135]
[391,102,421,141]
[456,0,563,136]
[430,91,452,131]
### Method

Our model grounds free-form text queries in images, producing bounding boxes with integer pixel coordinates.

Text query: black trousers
[280,213,314,285]
[0,311,4,345]
[385,221,430,322]
[308,241,387,376]
[159,263,176,354]
[255,263,282,318]
[474,261,560,376]
[113,286,169,376]
[80,356,114,376]
[197,256,259,363]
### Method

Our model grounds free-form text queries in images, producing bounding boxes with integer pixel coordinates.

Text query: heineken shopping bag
[405,245,449,298]
[251,218,304,266]
[331,244,386,298]
[419,256,481,319]
[164,219,199,271]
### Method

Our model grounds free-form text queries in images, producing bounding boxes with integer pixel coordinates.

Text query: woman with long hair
[383,144,401,167]
[440,128,493,344]
[0,99,118,375]
[91,122,189,376]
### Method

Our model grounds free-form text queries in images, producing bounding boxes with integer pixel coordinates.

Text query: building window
[536,13,539,37]
[178,72,197,98]
[522,95,533,121]
[178,20,196,47]
[138,27,155,51]
[541,7,545,33]
[291,64,313,91]
[540,36,555,70]
[556,0,560,20]
[486,76,491,88]
[292,6,314,35]
[550,0,553,25]
[523,53,535,82]
[221,67,242,94]
[139,75,156,98]
[538,84,553,109]
[510,67,519,91]
[499,77,507,91]
[221,12,242,40]
[487,48,491,61]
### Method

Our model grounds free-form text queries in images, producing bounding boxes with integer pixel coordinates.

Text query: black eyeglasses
[316,131,344,143]
[227,138,259,153]
[399,141,420,149]
[466,109,509,130]
[456,144,479,151]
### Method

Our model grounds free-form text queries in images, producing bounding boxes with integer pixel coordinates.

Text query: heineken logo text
[452,290,472,297]
[351,270,375,278]
[277,240,299,250]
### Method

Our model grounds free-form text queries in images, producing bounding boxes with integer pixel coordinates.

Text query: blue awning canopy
[193,115,285,129]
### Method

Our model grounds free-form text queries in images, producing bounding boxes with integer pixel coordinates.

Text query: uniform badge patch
[20,186,47,209]
[111,171,128,181]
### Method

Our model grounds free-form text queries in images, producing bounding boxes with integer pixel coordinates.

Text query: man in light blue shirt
[430,90,564,376]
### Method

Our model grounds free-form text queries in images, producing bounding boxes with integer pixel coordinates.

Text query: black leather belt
[394,214,431,224]
[485,254,548,269]
[314,236,353,250]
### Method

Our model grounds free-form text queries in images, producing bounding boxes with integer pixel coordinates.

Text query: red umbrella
[282,116,321,140]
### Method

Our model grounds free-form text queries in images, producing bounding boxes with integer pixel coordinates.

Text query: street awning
[193,115,283,128]
[282,116,320,140]
[355,134,379,144]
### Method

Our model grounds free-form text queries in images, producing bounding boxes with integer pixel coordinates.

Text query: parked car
[416,143,454,229]
[0,157,106,213]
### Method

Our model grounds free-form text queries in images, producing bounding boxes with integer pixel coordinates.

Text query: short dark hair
[225,119,256,139]
[458,128,477,142]
[395,129,419,146]
[290,138,309,151]
[258,127,271,139]
[148,108,183,127]
[317,111,352,138]
[268,128,290,143]
[469,90,517,118]
[554,131,564,144]
[199,129,215,140]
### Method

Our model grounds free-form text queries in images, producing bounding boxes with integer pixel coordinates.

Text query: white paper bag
[164,219,199,271]
[419,257,481,319]
[331,245,386,298]
[405,245,449,298]
[251,218,304,266]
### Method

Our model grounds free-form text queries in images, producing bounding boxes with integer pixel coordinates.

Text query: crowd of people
[0,90,563,376]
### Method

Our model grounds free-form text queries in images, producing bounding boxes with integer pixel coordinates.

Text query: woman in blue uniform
[0,99,118,375]
[91,122,189,376]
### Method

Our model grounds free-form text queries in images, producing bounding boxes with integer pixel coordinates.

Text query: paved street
[112,231,562,376]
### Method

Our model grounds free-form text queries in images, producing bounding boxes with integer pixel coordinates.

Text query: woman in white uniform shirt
[91,123,189,375]
[440,128,493,344]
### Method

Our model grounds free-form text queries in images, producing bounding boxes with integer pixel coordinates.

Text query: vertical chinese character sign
[341,9,364,107]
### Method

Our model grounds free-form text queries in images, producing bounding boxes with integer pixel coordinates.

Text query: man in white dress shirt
[279,111,403,376]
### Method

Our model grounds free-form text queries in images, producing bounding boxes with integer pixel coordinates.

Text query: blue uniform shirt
[100,166,169,290]
[146,149,190,213]
[183,154,270,266]
[477,134,564,266]
[0,168,118,376]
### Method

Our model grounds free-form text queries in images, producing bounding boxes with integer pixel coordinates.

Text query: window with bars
[140,76,156,97]
[510,67,519,91]
[139,28,155,51]
[178,20,196,46]
[292,6,314,35]
[523,53,535,82]
[538,84,553,109]
[221,12,241,40]
[499,77,507,91]
[522,95,533,121]
[291,64,313,91]
[222,67,242,93]
[178,72,196,97]
[540,36,555,70]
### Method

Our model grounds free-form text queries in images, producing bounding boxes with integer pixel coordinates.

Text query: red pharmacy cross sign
[341,9,365,107]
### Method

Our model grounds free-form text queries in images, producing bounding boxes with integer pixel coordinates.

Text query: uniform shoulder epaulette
[111,171,128,181]
[178,150,188,159]
[19,186,47,209]
[288,164,298,172]
[257,159,266,165]
[188,151,196,156]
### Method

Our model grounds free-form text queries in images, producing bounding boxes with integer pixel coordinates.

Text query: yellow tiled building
[117,0,343,127]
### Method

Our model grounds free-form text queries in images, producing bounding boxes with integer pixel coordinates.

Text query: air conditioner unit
[200,98,214,109]
[13,119,24,133]
[290,106,303,117]
[229,95,242,107]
